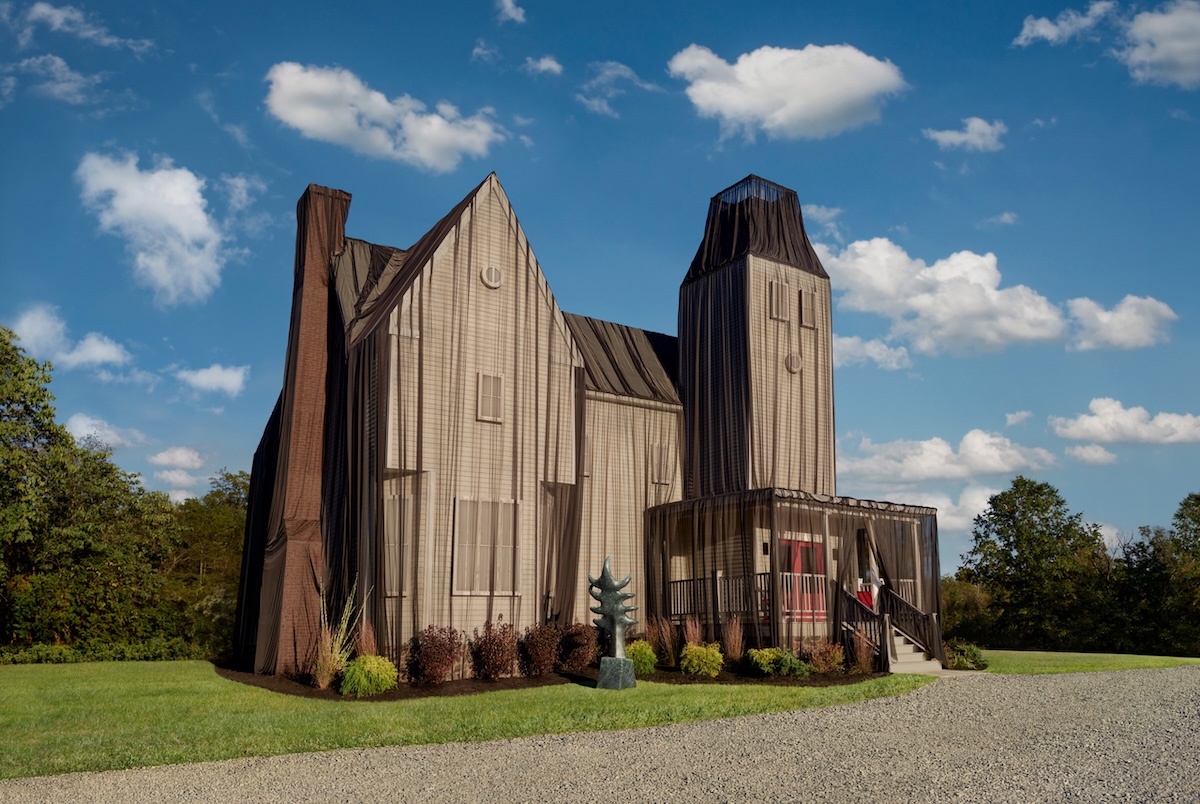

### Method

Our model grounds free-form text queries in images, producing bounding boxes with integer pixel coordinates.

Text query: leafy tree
[959,476,1111,651]
[939,576,994,644]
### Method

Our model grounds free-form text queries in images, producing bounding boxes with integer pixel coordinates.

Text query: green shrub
[680,642,723,678]
[805,639,845,674]
[518,623,561,677]
[558,622,598,672]
[0,644,82,664]
[407,625,462,686]
[340,654,399,698]
[746,646,811,678]
[0,639,207,664]
[945,640,989,670]
[469,619,517,680]
[626,639,657,676]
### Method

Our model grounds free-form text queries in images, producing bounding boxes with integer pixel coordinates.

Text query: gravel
[3,666,1199,803]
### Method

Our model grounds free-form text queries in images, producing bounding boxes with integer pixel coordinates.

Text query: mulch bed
[213,661,886,702]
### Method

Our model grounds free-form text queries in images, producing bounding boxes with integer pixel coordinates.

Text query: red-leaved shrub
[805,638,845,674]
[518,623,561,677]
[407,625,461,686]
[469,618,517,680]
[558,622,598,672]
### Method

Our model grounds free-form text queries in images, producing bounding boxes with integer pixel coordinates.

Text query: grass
[983,649,1200,675]
[0,661,932,780]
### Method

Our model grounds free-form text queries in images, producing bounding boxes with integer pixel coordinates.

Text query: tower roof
[684,175,828,282]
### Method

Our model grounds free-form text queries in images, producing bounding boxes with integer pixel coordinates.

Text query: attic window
[481,265,503,289]
[477,373,503,423]
[769,280,791,322]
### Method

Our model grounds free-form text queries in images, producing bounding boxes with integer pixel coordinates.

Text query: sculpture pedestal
[596,656,636,690]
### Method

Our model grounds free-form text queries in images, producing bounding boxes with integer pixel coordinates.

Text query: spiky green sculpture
[589,556,638,659]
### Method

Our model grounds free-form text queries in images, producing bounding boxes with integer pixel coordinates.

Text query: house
[233,173,945,676]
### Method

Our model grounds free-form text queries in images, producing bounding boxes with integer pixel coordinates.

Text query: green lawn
[0,661,932,780]
[983,649,1200,675]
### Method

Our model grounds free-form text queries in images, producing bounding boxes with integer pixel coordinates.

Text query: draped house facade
[234,174,944,675]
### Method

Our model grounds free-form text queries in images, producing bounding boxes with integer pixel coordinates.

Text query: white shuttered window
[453,499,516,594]
[477,373,503,422]
[769,280,791,322]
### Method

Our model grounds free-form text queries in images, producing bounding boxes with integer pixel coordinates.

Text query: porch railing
[667,572,827,623]
[880,586,945,666]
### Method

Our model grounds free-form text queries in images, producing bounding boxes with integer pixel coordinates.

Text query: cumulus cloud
[1066,443,1118,464]
[148,446,204,469]
[900,485,1000,533]
[471,40,499,64]
[495,0,525,24]
[76,152,227,306]
[832,335,911,370]
[575,61,660,118]
[818,238,1065,354]
[667,43,907,141]
[16,2,152,53]
[265,62,506,173]
[1117,0,1200,89]
[1013,1,1116,46]
[11,53,104,104]
[12,303,131,369]
[523,55,563,76]
[1051,398,1200,443]
[65,412,145,449]
[155,468,199,487]
[802,204,845,242]
[1006,410,1033,427]
[840,429,1056,483]
[1067,294,1176,350]
[175,363,249,396]
[167,489,197,503]
[923,117,1007,152]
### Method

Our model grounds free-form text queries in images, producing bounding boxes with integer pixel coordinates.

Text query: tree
[959,476,1111,651]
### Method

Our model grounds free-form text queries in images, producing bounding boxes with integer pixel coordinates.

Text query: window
[477,373,503,422]
[769,280,791,321]
[649,443,672,485]
[453,499,516,594]
[800,288,816,328]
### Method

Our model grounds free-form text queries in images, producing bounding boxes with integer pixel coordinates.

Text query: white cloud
[523,56,563,76]
[1067,294,1176,350]
[923,117,1007,152]
[1066,444,1118,464]
[1117,0,1200,89]
[76,152,226,306]
[1013,1,1116,46]
[12,53,103,104]
[175,363,249,396]
[1051,398,1200,443]
[65,412,145,449]
[576,61,661,118]
[471,40,499,64]
[495,0,525,24]
[840,429,1056,483]
[12,303,131,369]
[818,238,1065,354]
[148,446,204,469]
[802,204,845,242]
[17,2,152,53]
[667,43,907,141]
[0,75,16,107]
[265,62,506,173]
[155,468,199,487]
[833,335,911,370]
[197,91,250,148]
[1006,410,1033,427]
[168,489,197,503]
[901,485,1000,533]
[982,211,1019,226]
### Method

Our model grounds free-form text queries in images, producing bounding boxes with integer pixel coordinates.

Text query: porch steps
[889,628,942,674]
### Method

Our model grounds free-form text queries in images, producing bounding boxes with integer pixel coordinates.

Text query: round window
[784,353,802,374]
[481,265,503,288]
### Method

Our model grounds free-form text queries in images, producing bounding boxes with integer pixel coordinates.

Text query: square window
[477,373,503,422]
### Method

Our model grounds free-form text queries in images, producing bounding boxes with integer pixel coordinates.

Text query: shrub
[746,647,811,678]
[945,640,989,670]
[469,618,517,680]
[682,615,703,647]
[626,639,658,676]
[407,625,462,686]
[518,623,561,677]
[721,618,744,664]
[850,628,876,675]
[805,639,845,674]
[558,622,599,672]
[0,644,81,664]
[339,654,399,698]
[680,642,723,678]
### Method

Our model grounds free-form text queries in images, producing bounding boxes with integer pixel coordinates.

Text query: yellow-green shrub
[680,642,723,677]
[339,654,399,698]
[626,639,657,676]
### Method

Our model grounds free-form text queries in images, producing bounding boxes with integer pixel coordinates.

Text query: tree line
[944,475,1200,656]
[1,326,246,658]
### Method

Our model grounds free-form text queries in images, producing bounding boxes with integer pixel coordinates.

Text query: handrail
[880,586,945,666]
[839,589,889,672]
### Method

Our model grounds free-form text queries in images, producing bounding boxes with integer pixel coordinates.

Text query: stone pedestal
[597,656,636,690]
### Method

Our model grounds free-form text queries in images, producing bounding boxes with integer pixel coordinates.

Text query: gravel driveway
[3,665,1198,803]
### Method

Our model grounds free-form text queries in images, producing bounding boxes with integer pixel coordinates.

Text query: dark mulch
[214,661,885,702]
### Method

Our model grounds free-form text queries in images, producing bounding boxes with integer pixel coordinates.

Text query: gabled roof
[684,174,829,283]
[564,313,680,405]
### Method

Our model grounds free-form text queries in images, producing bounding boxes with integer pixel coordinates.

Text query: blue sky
[2,0,1198,568]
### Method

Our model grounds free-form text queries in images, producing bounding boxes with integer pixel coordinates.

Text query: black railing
[880,586,945,667]
[840,589,890,672]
